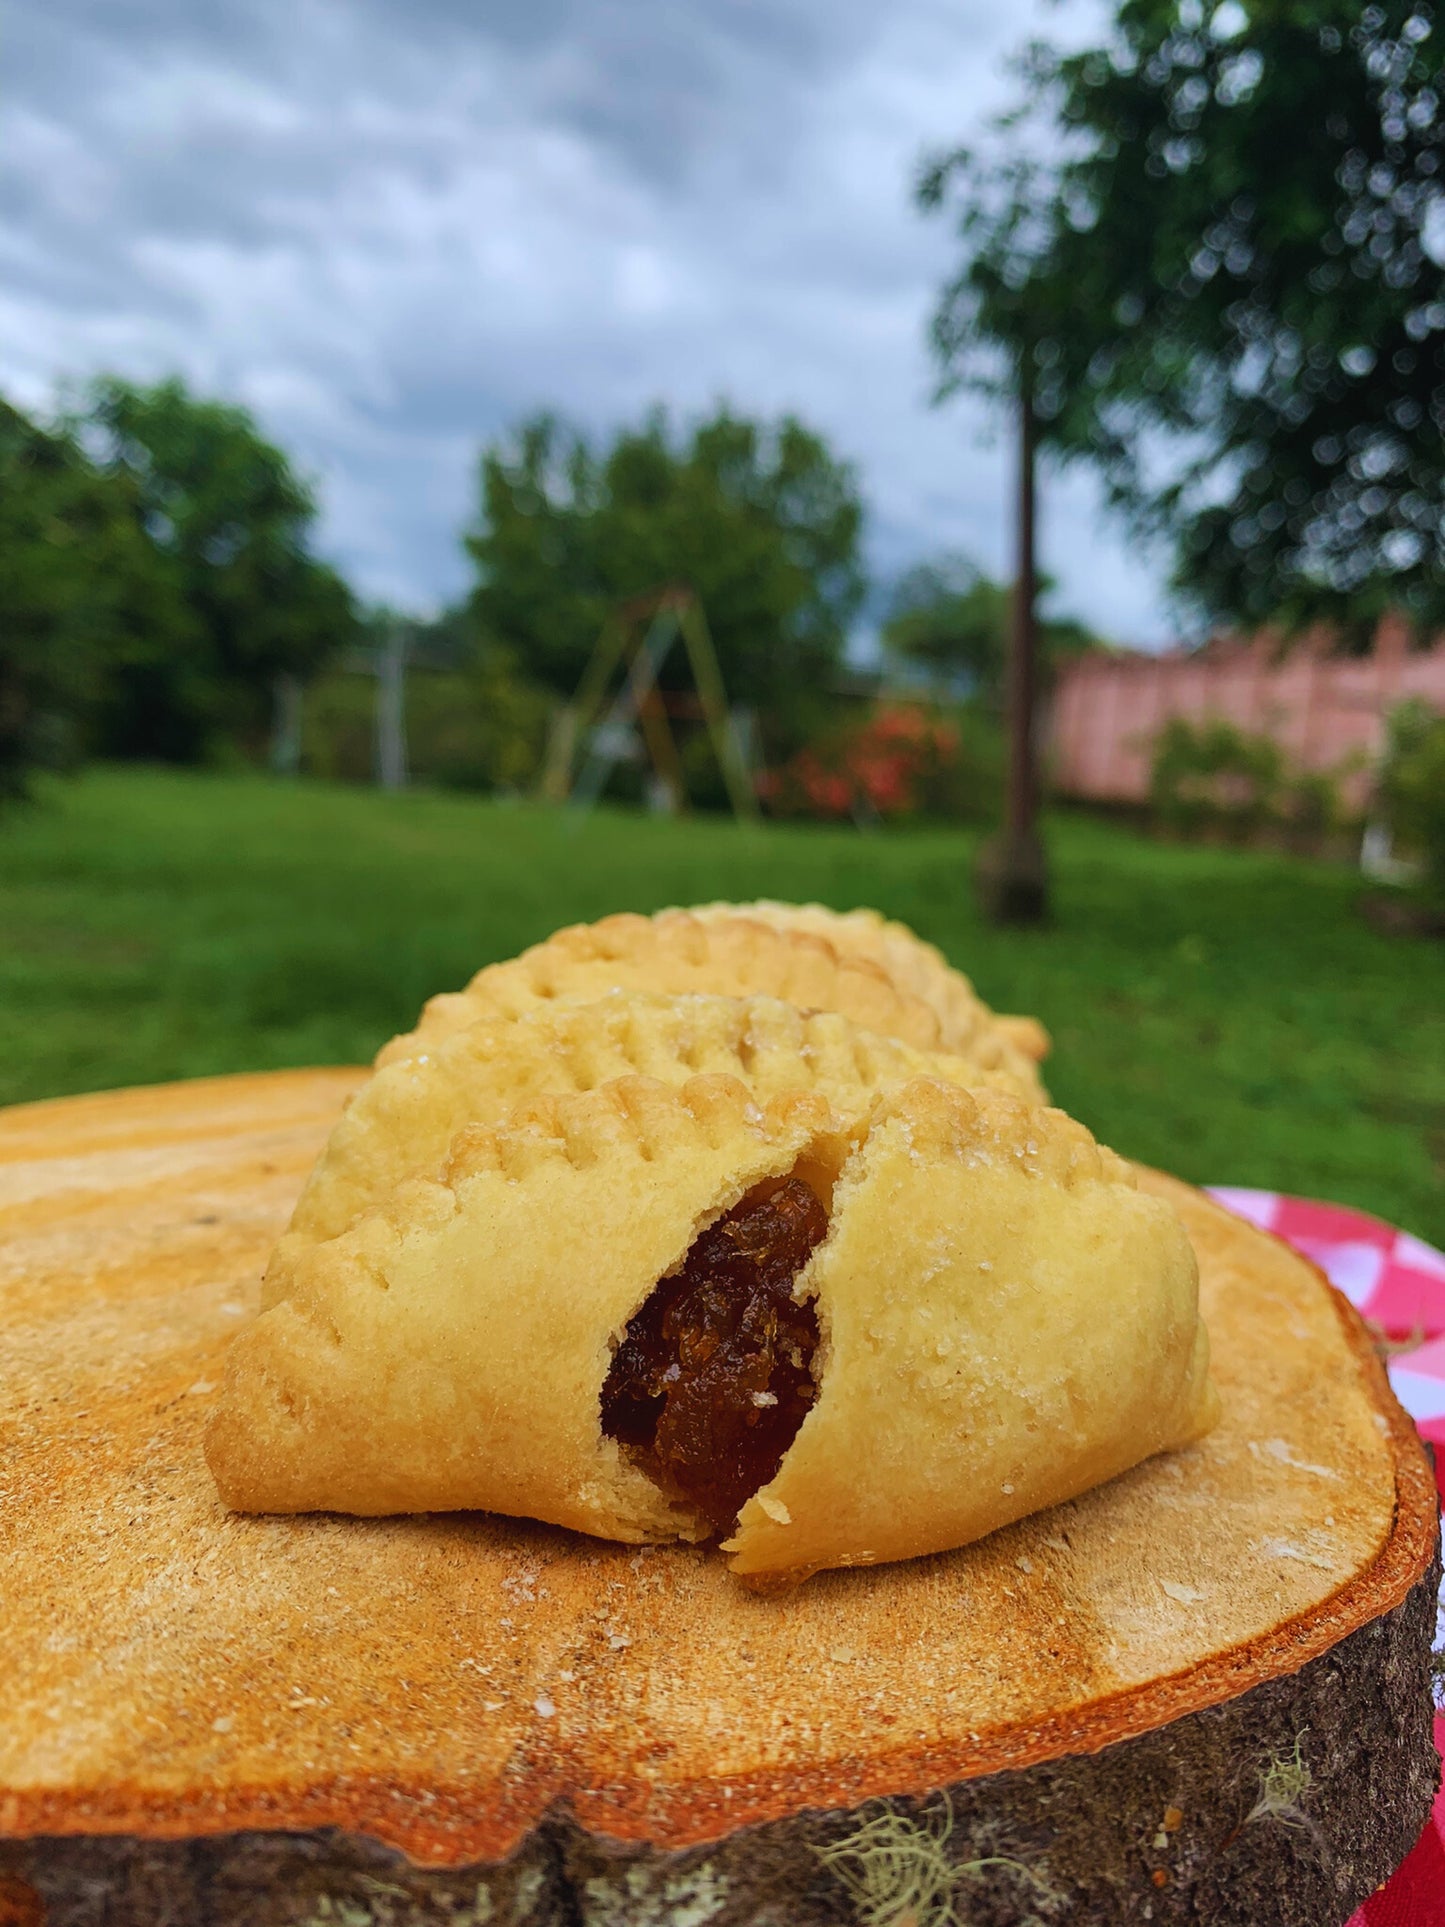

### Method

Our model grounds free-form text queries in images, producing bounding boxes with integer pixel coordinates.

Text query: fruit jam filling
[601,1177,828,1534]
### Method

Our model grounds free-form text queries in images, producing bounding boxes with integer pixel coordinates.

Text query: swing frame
[539,586,759,821]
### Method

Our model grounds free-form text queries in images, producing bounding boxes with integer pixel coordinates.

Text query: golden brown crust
[691,898,1052,1074]
[208,1075,841,1537]
[218,1071,1213,1582]
[0,1071,1427,1864]
[376,910,1046,1099]
[271,990,1034,1286]
[726,1079,1214,1578]
[994,1012,1051,1062]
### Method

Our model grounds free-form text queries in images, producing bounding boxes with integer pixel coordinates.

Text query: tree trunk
[976,359,1049,922]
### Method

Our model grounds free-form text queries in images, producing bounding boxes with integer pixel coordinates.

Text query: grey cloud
[2,0,1173,639]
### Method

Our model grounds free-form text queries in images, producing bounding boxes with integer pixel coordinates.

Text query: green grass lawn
[3,766,1442,1242]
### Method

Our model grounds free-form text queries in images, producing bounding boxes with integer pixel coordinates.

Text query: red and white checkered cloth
[1207,1189,1445,1924]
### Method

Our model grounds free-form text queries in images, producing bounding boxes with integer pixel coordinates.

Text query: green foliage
[300,654,550,794]
[882,553,1099,700]
[466,406,865,755]
[79,375,359,756]
[1283,765,1347,843]
[4,768,1438,1243]
[447,648,553,793]
[921,2,1445,633]
[1150,716,1287,837]
[914,703,1007,822]
[1149,716,1352,844]
[764,702,1003,824]
[883,558,1010,695]
[1380,698,1445,892]
[0,397,196,796]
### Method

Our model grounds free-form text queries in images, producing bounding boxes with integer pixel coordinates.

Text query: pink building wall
[1049,614,1445,811]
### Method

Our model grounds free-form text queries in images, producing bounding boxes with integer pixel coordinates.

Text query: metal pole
[270,671,303,777]
[677,594,760,823]
[570,608,675,812]
[375,623,408,791]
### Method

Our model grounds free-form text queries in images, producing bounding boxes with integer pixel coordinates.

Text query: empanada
[376,910,1046,1099]
[691,899,1052,1068]
[208,1074,1216,1582]
[269,992,1026,1290]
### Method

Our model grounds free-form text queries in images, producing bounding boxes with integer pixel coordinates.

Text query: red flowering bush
[761,704,993,822]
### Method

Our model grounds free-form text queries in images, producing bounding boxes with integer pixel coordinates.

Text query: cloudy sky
[5,0,1181,646]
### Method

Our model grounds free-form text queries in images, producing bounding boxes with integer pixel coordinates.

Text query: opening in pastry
[601,1175,828,1535]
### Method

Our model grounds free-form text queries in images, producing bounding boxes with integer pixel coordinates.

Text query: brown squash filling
[601,1178,827,1534]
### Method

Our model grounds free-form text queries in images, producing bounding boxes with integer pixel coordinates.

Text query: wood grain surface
[0,1070,1437,1915]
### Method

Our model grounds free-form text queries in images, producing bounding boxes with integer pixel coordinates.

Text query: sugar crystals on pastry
[690,898,1051,1070]
[377,909,1047,1101]
[209,1074,1217,1583]
[269,990,1033,1294]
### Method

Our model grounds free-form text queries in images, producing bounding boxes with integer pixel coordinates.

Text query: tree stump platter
[0,1068,1437,1927]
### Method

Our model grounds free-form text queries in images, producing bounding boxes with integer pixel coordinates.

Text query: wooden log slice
[0,1069,1437,1927]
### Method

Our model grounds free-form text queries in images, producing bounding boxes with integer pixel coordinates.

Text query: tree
[882,557,1009,695]
[913,117,1079,919]
[0,397,195,798]
[922,1,1445,636]
[79,376,358,757]
[465,407,866,756]
[882,554,1099,699]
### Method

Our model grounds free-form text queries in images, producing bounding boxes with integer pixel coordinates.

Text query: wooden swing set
[539,586,759,821]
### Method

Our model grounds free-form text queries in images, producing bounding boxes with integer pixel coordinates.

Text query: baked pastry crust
[692,899,1052,1069]
[271,991,1028,1291]
[210,1075,1216,1580]
[726,1079,1216,1580]
[376,910,1046,1099]
[209,1075,834,1544]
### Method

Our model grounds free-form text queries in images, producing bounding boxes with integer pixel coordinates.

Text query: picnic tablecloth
[1207,1189,1445,1924]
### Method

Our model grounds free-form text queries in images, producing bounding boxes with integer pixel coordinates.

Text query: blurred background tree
[0,396,196,798]
[298,603,553,796]
[466,405,866,763]
[923,0,1445,636]
[915,124,1078,918]
[77,375,359,760]
[882,552,1098,700]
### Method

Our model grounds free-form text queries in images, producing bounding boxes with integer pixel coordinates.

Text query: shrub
[1147,717,1364,850]
[1149,717,1285,840]
[1379,700,1445,897]
[1280,767,1343,842]
[761,702,1001,824]
[300,653,550,794]
[428,651,552,794]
